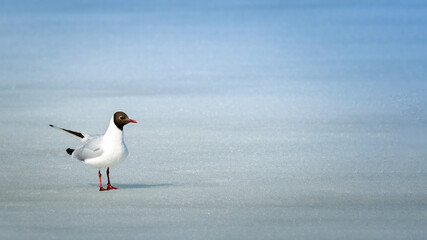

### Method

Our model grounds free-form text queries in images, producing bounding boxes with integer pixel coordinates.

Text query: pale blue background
[1,1,426,239]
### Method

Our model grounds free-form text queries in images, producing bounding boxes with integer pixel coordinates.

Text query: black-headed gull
[50,111,137,191]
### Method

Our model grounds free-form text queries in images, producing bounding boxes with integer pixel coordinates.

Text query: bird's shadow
[89,183,173,189]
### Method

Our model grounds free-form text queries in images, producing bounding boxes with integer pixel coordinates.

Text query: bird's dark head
[113,111,137,130]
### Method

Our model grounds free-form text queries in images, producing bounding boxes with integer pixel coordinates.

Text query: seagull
[50,111,137,191]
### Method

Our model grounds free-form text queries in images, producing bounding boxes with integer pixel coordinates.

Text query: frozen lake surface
[1,1,427,239]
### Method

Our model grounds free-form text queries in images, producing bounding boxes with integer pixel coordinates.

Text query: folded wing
[73,136,104,161]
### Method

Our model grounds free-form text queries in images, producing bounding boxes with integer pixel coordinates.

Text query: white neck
[104,115,124,143]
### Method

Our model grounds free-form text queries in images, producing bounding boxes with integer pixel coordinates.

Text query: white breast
[83,115,129,169]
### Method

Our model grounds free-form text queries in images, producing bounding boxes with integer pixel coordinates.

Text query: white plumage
[73,116,128,169]
[51,111,137,191]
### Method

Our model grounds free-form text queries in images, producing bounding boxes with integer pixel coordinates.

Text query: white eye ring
[119,116,124,120]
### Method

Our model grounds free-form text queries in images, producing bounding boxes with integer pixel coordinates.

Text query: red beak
[128,119,137,123]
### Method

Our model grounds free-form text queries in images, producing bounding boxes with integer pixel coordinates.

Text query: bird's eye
[119,116,124,120]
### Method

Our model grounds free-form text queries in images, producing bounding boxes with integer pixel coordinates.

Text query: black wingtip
[49,124,54,127]
[66,148,75,155]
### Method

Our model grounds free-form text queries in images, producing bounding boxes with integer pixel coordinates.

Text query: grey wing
[49,124,92,142]
[73,137,104,161]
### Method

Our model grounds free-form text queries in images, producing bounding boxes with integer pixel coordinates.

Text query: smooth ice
[0,1,426,239]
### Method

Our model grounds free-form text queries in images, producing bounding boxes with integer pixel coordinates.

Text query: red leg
[106,167,118,190]
[99,170,107,191]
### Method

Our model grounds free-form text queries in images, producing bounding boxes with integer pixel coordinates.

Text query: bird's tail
[66,148,75,155]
